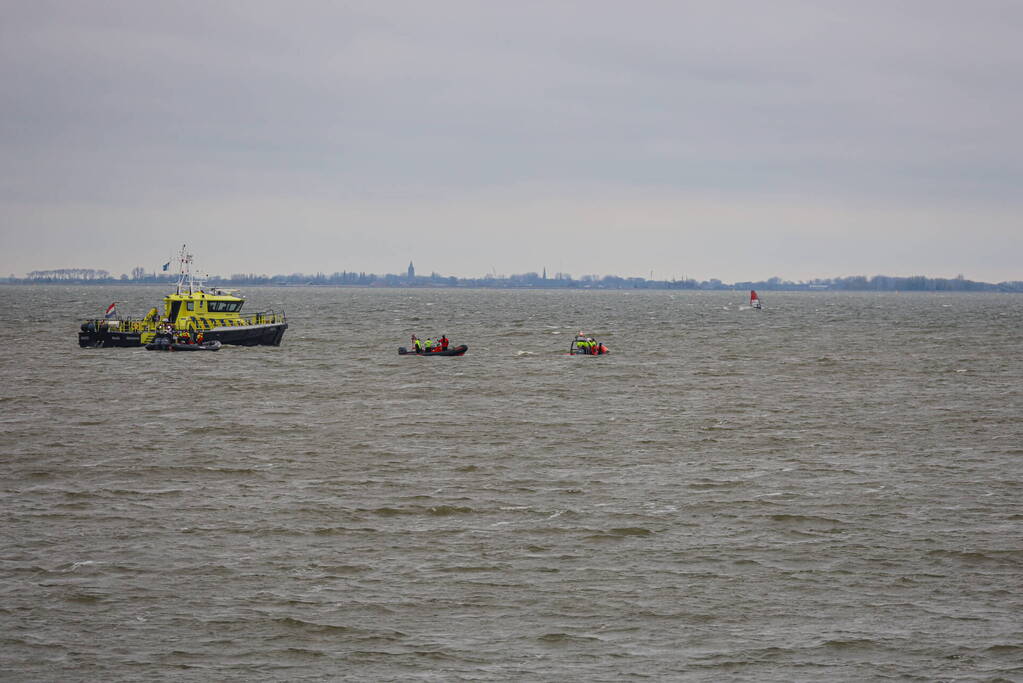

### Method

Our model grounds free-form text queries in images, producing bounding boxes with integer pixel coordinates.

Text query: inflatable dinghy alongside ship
[145,333,222,352]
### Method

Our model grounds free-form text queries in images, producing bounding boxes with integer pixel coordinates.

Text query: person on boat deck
[412,335,422,353]
[424,338,434,352]
[440,334,449,350]
[196,332,204,344]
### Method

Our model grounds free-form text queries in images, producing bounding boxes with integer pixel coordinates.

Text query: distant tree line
[4,268,1022,292]
[25,268,111,281]
[733,274,1019,292]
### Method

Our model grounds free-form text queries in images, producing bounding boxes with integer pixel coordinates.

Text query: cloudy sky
[2,1,1021,282]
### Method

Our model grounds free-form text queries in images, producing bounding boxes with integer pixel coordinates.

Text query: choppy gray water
[1,285,1021,681]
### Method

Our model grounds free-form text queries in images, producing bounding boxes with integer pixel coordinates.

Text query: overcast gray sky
[2,1,1021,282]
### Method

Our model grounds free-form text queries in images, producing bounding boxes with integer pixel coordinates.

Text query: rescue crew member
[424,338,434,352]
[412,335,423,353]
[440,335,449,350]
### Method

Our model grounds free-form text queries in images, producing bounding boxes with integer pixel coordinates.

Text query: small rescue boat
[398,344,468,356]
[568,333,609,355]
[145,334,222,351]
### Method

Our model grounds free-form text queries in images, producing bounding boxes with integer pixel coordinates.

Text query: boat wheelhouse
[78,246,288,348]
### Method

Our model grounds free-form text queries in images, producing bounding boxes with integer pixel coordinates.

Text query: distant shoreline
[2,280,1021,293]
[8,267,1022,293]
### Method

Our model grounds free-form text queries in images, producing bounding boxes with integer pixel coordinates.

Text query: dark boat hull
[398,344,468,356]
[79,323,287,348]
[79,329,144,347]
[202,323,288,346]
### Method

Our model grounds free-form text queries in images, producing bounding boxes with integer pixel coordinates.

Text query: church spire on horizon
[407,261,415,280]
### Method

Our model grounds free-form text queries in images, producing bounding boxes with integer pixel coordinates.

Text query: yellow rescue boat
[77,246,288,348]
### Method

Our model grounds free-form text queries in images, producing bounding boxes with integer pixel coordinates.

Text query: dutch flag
[104,302,117,319]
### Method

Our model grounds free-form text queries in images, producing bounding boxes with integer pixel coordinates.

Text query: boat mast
[174,244,195,295]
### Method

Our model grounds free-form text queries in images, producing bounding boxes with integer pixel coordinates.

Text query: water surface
[1,286,1021,680]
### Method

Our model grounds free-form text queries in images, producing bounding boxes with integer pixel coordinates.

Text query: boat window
[186,302,194,311]
[208,301,243,313]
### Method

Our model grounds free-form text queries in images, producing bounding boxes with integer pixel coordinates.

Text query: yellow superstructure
[136,289,287,344]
